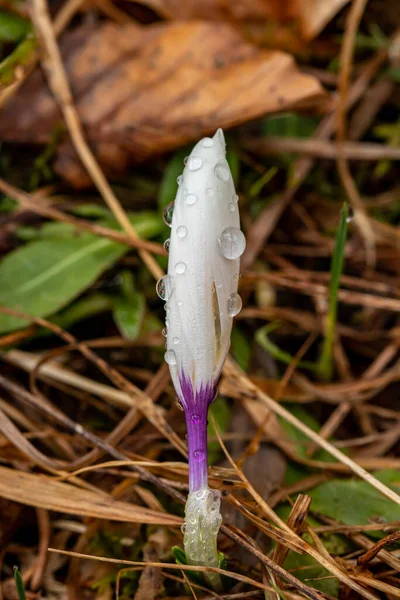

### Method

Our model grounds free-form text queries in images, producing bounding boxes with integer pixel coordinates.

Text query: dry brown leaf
[138,0,350,40]
[0,465,182,526]
[0,21,326,186]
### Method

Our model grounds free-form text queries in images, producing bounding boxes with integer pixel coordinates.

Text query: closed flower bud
[157,128,245,582]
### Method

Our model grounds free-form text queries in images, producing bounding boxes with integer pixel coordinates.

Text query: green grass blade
[13,567,27,600]
[318,203,349,380]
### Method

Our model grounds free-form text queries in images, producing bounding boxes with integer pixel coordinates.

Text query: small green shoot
[318,203,349,380]
[13,566,26,600]
[256,322,317,372]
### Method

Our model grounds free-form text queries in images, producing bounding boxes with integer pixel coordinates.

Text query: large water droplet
[163,238,170,252]
[191,414,200,423]
[162,201,174,227]
[193,449,205,462]
[156,274,172,300]
[214,161,230,182]
[206,188,214,197]
[218,227,246,260]
[177,175,183,185]
[164,349,177,365]
[175,262,186,274]
[186,193,197,206]
[187,156,203,171]
[227,292,242,317]
[203,137,213,147]
[177,225,187,239]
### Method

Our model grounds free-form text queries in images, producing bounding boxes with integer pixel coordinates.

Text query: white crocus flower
[157,129,245,585]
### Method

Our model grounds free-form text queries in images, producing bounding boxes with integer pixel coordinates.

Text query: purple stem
[185,406,209,492]
[180,374,216,492]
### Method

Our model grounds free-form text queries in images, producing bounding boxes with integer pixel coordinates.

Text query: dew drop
[183,156,189,165]
[173,336,179,345]
[177,175,183,185]
[193,449,205,462]
[232,193,239,203]
[191,414,200,423]
[203,137,213,147]
[163,238,170,252]
[162,201,174,227]
[227,292,242,317]
[162,327,167,337]
[164,349,177,365]
[178,300,183,306]
[186,193,197,206]
[156,274,172,300]
[188,156,203,171]
[181,523,186,534]
[346,207,354,223]
[214,160,230,182]
[218,227,246,260]
[206,188,214,197]
[175,262,186,274]
[228,202,236,212]
[177,225,187,239]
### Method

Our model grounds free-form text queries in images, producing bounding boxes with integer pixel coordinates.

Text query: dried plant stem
[32,0,163,280]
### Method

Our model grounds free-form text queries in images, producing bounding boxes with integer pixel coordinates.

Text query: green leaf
[158,150,187,211]
[49,293,112,331]
[112,271,145,339]
[279,405,333,464]
[13,567,26,600]
[231,326,251,371]
[0,233,127,333]
[0,10,29,43]
[262,112,318,139]
[282,552,338,597]
[255,323,317,372]
[318,204,348,380]
[207,397,230,464]
[308,471,400,538]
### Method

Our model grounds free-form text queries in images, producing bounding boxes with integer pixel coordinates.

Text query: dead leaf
[138,0,350,40]
[0,465,182,526]
[0,21,326,186]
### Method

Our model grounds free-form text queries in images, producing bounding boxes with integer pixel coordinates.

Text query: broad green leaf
[112,271,145,339]
[231,326,251,371]
[0,10,29,43]
[283,552,338,597]
[158,150,187,211]
[0,212,161,333]
[207,397,230,464]
[308,472,400,538]
[49,293,112,331]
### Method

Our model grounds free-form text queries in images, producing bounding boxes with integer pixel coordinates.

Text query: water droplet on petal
[227,292,242,317]
[181,523,186,534]
[164,349,177,365]
[193,449,205,462]
[228,202,235,212]
[203,137,213,147]
[178,300,183,307]
[218,227,246,259]
[162,327,167,337]
[214,161,230,182]
[177,225,187,239]
[183,156,189,165]
[163,238,170,252]
[173,337,179,345]
[156,274,172,300]
[232,193,239,203]
[175,262,186,274]
[188,156,203,171]
[206,188,214,197]
[186,193,197,206]
[177,175,183,185]
[191,414,200,423]
[162,201,174,227]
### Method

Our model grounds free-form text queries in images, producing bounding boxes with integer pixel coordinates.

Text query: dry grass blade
[0,466,182,525]
[357,531,400,568]
[32,0,163,280]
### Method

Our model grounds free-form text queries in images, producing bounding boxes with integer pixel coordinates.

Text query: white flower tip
[213,127,226,149]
